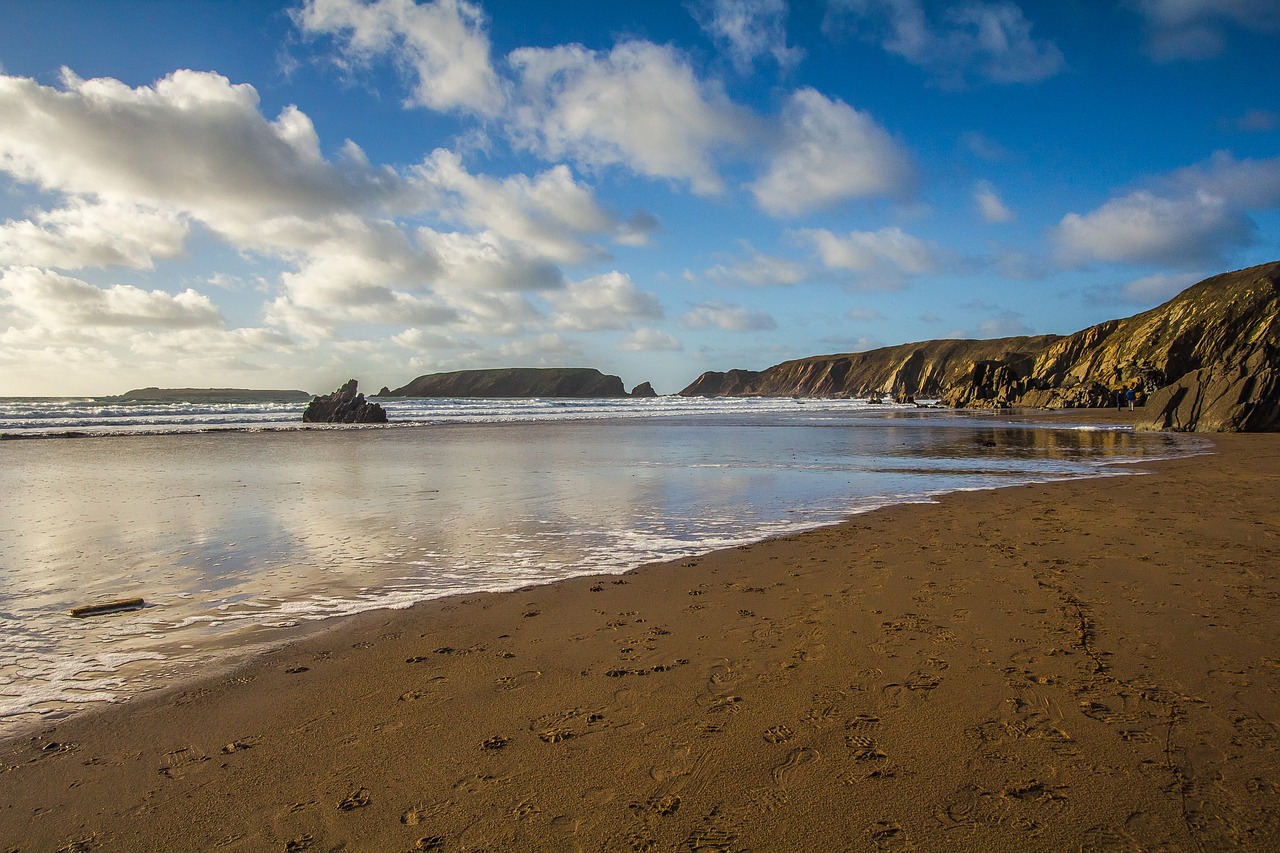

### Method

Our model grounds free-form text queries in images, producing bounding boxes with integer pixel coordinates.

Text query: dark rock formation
[1137,346,1280,432]
[676,260,1280,432]
[302,380,387,424]
[109,388,310,404]
[629,382,658,398]
[376,386,391,397]
[385,368,629,398]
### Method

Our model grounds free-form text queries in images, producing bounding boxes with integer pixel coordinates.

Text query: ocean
[0,397,1201,736]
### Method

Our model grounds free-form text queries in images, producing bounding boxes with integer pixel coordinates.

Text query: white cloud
[548,271,663,332]
[0,199,189,270]
[509,40,754,195]
[799,226,940,284]
[0,267,223,330]
[705,243,810,288]
[413,149,623,263]
[1083,272,1201,307]
[1128,0,1280,62]
[1171,152,1280,210]
[827,0,1065,87]
[682,301,777,331]
[845,307,885,322]
[692,0,804,73]
[1053,152,1280,268]
[750,88,915,216]
[976,309,1032,337]
[295,0,506,115]
[493,332,583,363]
[974,180,1013,222]
[0,69,408,239]
[1053,190,1253,267]
[618,327,683,352]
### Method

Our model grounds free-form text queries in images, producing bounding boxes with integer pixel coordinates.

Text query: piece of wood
[69,598,145,618]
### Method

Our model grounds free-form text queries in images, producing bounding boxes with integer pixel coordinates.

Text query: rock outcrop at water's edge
[678,260,1280,432]
[384,367,630,398]
[302,380,388,424]
[629,382,658,398]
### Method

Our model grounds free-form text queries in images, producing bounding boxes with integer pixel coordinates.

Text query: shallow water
[0,404,1199,735]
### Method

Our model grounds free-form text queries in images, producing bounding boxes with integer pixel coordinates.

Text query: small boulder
[629,381,658,398]
[303,379,388,424]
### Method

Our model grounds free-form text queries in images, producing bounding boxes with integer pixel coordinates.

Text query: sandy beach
[3,425,1278,852]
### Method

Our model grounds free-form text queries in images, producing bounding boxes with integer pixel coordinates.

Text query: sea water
[0,399,1201,736]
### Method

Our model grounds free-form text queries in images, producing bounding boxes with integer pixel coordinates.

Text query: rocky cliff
[385,368,633,398]
[679,336,1059,400]
[679,260,1280,432]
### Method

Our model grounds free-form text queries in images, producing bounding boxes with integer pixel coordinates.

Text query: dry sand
[3,429,1279,851]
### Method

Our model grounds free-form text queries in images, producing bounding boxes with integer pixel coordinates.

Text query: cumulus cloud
[295,0,506,115]
[705,243,810,288]
[974,180,1013,222]
[548,271,663,332]
[618,327,683,352]
[826,0,1065,87]
[1128,0,1280,62]
[0,69,407,237]
[1054,190,1251,267]
[682,301,777,331]
[750,88,916,216]
[0,199,189,269]
[492,332,583,363]
[413,149,628,263]
[509,40,754,195]
[0,267,223,330]
[692,0,804,73]
[799,226,941,286]
[1054,153,1280,268]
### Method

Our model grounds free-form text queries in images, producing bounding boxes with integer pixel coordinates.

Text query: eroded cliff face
[680,337,1059,400]
[386,368,630,398]
[678,261,1280,432]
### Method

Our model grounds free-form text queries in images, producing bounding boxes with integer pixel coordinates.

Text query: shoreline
[5,424,1277,850]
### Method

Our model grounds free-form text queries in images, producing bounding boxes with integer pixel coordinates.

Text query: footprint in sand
[495,670,542,690]
[771,747,820,785]
[763,725,794,744]
[337,788,371,810]
[867,820,913,850]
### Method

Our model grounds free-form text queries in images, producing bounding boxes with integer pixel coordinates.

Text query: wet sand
[3,426,1278,851]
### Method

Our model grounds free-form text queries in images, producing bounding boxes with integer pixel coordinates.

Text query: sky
[1,0,1278,396]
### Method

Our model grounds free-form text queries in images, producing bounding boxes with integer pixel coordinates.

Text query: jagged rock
[302,380,387,424]
[1137,347,1280,432]
[629,381,657,398]
[942,360,1027,408]
[377,386,391,397]
[385,368,628,398]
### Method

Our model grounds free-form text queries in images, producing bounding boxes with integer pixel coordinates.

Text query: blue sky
[1,0,1278,395]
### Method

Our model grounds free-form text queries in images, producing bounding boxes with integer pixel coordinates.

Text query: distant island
[379,367,654,399]
[106,388,312,404]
